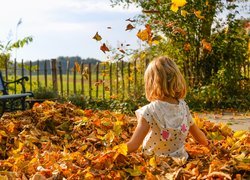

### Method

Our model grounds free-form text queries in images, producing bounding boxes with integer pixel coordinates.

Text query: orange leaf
[194,10,205,19]
[184,42,191,51]
[74,62,81,73]
[100,43,110,53]
[93,32,102,41]
[126,23,135,31]
[202,39,212,52]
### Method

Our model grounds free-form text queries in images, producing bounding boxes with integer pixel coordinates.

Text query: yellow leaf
[194,10,205,19]
[104,130,115,143]
[149,156,156,168]
[234,130,246,139]
[172,0,187,7]
[226,136,234,146]
[181,10,188,17]
[170,4,179,12]
[220,123,232,136]
[85,172,94,179]
[92,32,102,41]
[12,141,24,155]
[113,120,123,135]
[137,29,149,41]
[124,166,142,176]
[113,143,128,156]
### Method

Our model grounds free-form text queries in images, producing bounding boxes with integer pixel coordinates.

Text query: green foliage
[33,86,58,99]
[0,36,33,68]
[67,94,148,115]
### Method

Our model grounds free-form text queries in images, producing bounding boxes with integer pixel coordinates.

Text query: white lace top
[135,99,194,159]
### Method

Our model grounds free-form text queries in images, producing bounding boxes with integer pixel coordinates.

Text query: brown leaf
[126,24,135,31]
[100,43,110,53]
[92,32,102,41]
[125,18,136,22]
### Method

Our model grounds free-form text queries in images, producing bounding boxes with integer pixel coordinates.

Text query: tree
[0,36,33,69]
[111,0,249,86]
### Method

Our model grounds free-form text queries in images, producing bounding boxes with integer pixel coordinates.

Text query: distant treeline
[20,56,101,75]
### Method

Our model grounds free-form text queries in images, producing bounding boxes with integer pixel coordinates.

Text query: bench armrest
[5,76,29,93]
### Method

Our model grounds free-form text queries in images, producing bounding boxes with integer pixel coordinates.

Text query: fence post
[96,62,99,98]
[128,62,130,97]
[66,58,70,96]
[14,58,17,93]
[44,60,48,87]
[88,63,92,99]
[109,63,112,99]
[121,60,124,100]
[29,61,32,91]
[116,61,119,96]
[73,61,77,94]
[134,60,137,97]
[59,60,63,96]
[81,61,84,95]
[37,60,40,88]
[22,59,24,77]
[4,57,8,81]
[51,59,58,93]
[102,64,105,99]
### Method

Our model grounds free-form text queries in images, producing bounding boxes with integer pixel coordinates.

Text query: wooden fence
[1,58,149,100]
[1,57,249,100]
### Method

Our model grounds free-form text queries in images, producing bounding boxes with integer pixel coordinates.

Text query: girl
[126,56,208,160]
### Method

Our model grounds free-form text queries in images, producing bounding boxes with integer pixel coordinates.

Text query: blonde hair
[144,56,187,101]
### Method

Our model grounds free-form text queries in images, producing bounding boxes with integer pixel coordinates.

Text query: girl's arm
[126,117,150,153]
[189,124,208,146]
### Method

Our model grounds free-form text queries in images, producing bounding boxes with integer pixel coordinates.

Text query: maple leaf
[100,43,110,53]
[126,23,135,31]
[92,32,102,41]
[137,24,152,42]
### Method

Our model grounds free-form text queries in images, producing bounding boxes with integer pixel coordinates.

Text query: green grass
[6,72,145,100]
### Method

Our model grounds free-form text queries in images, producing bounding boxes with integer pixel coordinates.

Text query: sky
[0,0,142,62]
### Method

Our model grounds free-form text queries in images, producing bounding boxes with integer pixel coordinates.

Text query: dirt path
[195,112,250,131]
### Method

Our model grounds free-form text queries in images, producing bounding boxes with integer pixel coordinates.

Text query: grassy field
[6,72,145,100]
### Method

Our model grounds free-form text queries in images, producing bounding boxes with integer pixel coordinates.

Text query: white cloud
[0,0,142,61]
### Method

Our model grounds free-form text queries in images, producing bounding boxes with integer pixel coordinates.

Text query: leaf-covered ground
[0,101,249,179]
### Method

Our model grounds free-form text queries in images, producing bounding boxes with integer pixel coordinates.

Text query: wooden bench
[0,71,34,117]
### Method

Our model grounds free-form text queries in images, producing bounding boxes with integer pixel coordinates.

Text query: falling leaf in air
[126,24,135,31]
[194,10,205,19]
[117,48,126,54]
[74,62,81,73]
[100,43,110,53]
[126,18,136,22]
[92,32,102,41]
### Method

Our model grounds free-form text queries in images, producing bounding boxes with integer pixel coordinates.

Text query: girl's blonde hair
[144,56,187,101]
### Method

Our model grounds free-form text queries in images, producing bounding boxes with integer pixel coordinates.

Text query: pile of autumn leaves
[0,101,249,179]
